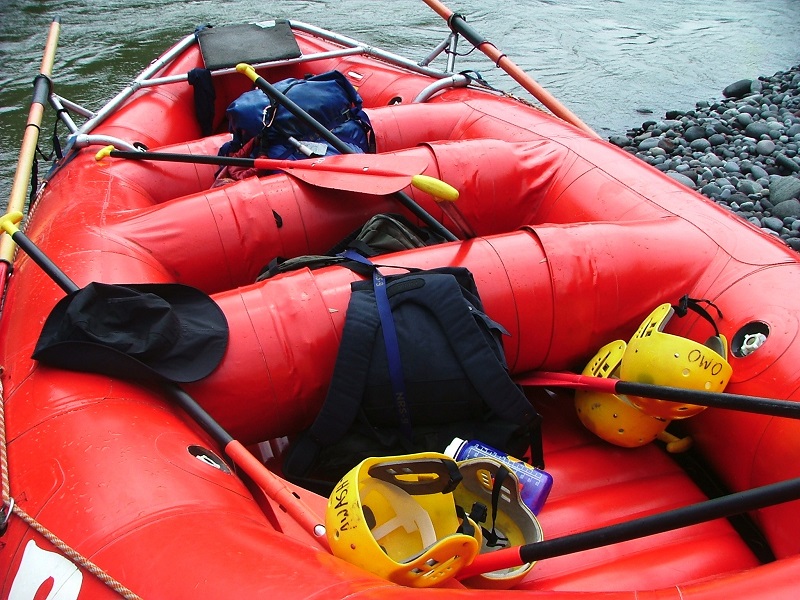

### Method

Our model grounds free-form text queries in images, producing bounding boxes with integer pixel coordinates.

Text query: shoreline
[608,64,800,250]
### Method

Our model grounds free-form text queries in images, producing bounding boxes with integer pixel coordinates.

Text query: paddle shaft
[458,475,800,578]
[107,148,359,170]
[101,147,433,196]
[5,213,329,550]
[236,64,458,242]
[1,18,61,268]
[168,386,329,549]
[421,0,598,138]
[519,371,800,420]
[0,212,77,294]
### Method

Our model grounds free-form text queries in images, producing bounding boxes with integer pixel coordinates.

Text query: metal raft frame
[50,20,474,158]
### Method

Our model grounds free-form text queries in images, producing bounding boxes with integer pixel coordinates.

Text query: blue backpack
[220,70,374,160]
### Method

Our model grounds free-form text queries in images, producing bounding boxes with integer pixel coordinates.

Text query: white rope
[0,373,143,599]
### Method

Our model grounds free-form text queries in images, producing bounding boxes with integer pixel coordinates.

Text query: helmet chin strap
[673,295,724,340]
[482,466,511,548]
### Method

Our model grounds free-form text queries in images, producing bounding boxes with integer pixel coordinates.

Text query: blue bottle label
[455,440,552,514]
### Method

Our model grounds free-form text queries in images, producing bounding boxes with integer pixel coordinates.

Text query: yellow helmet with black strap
[326,452,546,589]
[575,297,732,447]
[621,300,732,419]
[454,458,544,589]
[326,453,480,588]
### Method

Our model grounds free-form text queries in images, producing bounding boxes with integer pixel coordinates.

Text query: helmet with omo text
[620,301,732,419]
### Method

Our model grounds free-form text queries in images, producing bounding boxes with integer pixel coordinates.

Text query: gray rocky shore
[609,64,800,251]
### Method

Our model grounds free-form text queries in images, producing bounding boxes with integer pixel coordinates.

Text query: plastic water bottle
[444,437,553,515]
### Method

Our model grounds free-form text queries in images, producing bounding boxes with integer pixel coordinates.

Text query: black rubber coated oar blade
[518,371,800,419]
[98,147,430,196]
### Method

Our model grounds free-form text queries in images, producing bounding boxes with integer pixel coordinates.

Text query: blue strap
[341,250,412,440]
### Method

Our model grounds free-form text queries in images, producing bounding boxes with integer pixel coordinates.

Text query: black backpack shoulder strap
[282,273,382,483]
[400,270,538,422]
[392,267,544,467]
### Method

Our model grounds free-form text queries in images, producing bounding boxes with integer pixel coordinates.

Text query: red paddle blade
[253,153,430,194]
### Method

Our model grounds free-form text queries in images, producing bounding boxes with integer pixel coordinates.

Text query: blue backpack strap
[340,250,413,441]
[283,253,411,485]
[284,266,544,487]
[282,281,381,485]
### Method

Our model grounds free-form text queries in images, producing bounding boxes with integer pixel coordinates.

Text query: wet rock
[667,172,697,189]
[745,122,771,139]
[756,139,777,155]
[684,125,708,142]
[770,177,800,203]
[608,63,800,251]
[763,216,785,232]
[776,153,800,172]
[723,79,754,99]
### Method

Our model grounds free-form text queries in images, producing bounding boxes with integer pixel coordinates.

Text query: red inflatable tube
[188,217,716,443]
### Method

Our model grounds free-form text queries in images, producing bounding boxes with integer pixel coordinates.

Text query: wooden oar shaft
[421,0,599,138]
[2,18,61,265]
[459,475,800,578]
[519,371,800,419]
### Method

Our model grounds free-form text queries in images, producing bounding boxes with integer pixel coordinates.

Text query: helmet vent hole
[364,506,377,529]
[682,368,690,377]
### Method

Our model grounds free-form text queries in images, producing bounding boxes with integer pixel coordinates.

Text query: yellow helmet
[454,458,544,589]
[575,340,670,447]
[620,303,732,419]
[326,453,480,588]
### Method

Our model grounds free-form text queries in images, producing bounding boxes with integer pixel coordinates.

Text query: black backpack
[282,262,543,496]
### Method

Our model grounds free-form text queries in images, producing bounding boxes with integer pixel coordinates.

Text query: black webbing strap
[482,465,512,548]
[673,294,724,337]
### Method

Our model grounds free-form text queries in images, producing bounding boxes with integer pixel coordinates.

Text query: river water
[1,0,799,208]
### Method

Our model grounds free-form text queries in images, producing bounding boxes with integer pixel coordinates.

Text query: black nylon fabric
[32,282,229,384]
[283,267,541,496]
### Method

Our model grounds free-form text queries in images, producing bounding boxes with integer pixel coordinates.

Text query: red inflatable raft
[2,4,800,599]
